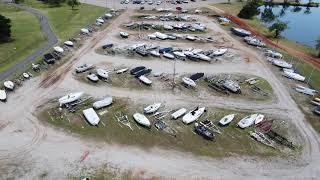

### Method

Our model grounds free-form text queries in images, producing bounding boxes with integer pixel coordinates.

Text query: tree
[14,0,24,4]
[316,37,320,58]
[268,20,288,38]
[47,0,65,6]
[238,0,263,19]
[261,6,276,23]
[67,0,81,9]
[0,14,11,43]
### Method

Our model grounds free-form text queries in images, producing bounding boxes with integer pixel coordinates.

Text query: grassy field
[38,97,300,158]
[24,0,106,41]
[0,4,46,74]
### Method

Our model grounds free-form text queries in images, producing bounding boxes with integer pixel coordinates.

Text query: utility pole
[172,59,176,90]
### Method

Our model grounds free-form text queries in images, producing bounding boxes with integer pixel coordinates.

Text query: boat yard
[0,1,320,179]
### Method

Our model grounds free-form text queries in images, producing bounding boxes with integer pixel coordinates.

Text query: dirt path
[0,3,320,179]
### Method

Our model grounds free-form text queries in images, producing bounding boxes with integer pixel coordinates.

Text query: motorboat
[163,53,175,59]
[173,51,186,59]
[104,13,113,18]
[96,18,104,23]
[116,68,128,74]
[189,73,204,81]
[93,96,113,109]
[213,48,228,56]
[163,24,173,30]
[283,71,305,81]
[150,50,161,57]
[87,73,99,82]
[311,98,320,106]
[182,77,196,87]
[167,35,177,40]
[139,75,152,85]
[96,68,109,79]
[196,53,211,61]
[244,36,265,47]
[133,113,151,127]
[265,49,282,59]
[136,48,149,56]
[295,85,317,96]
[182,107,206,124]
[194,123,214,140]
[148,34,157,39]
[120,31,129,38]
[144,103,162,114]
[254,114,265,124]
[130,66,146,75]
[83,108,100,126]
[4,81,14,90]
[53,46,64,53]
[249,131,274,148]
[272,59,292,69]
[171,108,187,119]
[154,32,168,40]
[231,27,251,37]
[64,41,74,46]
[23,72,30,79]
[0,90,6,101]
[75,64,94,73]
[237,114,258,128]
[59,92,83,107]
[135,69,152,77]
[219,114,235,126]
[81,28,89,34]
[223,80,241,93]
[186,35,196,41]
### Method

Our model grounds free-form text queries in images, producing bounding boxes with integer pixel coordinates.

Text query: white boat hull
[133,113,151,127]
[182,107,206,124]
[59,92,83,106]
[219,114,235,126]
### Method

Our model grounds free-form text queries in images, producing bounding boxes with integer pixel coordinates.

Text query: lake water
[258,0,320,48]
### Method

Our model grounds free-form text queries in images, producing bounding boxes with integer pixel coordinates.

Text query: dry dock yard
[0,2,320,179]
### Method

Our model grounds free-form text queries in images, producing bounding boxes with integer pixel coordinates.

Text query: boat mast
[172,59,176,90]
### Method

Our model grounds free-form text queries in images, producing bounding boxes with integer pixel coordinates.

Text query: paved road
[0,2,58,81]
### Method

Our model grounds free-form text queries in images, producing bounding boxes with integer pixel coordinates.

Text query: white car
[148,0,153,4]
[141,0,145,4]
[156,0,162,5]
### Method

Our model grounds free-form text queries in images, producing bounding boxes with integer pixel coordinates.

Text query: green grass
[39,98,294,158]
[0,4,46,73]
[24,0,107,41]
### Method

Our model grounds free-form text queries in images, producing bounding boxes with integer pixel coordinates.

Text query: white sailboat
[96,68,109,79]
[219,114,235,126]
[144,103,161,114]
[64,41,74,46]
[93,96,113,109]
[237,114,258,128]
[182,107,206,124]
[53,46,64,53]
[213,48,228,56]
[139,75,152,85]
[182,77,196,87]
[120,32,129,38]
[283,71,305,81]
[83,108,100,126]
[23,73,30,79]
[116,68,129,74]
[171,108,187,119]
[163,53,175,59]
[133,113,151,127]
[4,81,14,90]
[87,74,99,82]
[150,50,161,57]
[0,90,6,101]
[254,114,265,124]
[59,92,83,107]
[75,64,94,73]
